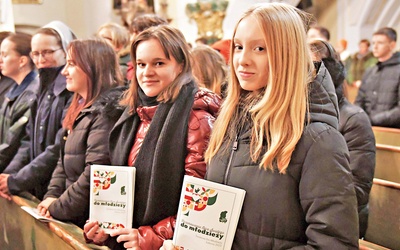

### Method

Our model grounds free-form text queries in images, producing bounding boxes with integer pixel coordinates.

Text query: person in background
[211,39,231,65]
[126,14,168,81]
[307,24,330,41]
[36,39,124,228]
[310,39,376,238]
[97,22,130,82]
[83,25,221,250]
[0,31,15,105]
[346,39,378,87]
[355,27,400,128]
[336,38,351,62]
[0,33,39,184]
[191,44,227,96]
[164,3,358,249]
[0,21,75,200]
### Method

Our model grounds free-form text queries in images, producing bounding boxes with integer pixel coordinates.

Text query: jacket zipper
[224,134,239,184]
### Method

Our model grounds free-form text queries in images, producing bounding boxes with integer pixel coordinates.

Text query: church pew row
[359,178,400,250]
[374,143,400,183]
[372,126,400,147]
[0,192,109,250]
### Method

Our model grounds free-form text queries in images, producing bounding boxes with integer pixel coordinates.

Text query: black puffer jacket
[0,71,39,172]
[206,66,359,249]
[46,87,125,228]
[5,67,73,200]
[355,51,400,128]
[336,86,375,237]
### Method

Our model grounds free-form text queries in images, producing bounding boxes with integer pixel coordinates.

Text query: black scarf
[110,80,198,226]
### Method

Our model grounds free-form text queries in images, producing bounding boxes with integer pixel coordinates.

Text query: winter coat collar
[377,51,400,70]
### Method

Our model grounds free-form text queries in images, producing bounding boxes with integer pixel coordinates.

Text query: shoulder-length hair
[206,2,315,173]
[120,25,193,112]
[191,44,227,95]
[63,39,123,130]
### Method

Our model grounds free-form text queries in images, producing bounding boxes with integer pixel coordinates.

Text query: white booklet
[173,176,246,250]
[89,164,135,234]
[21,206,67,224]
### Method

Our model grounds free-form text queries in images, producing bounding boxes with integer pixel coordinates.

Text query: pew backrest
[363,178,400,250]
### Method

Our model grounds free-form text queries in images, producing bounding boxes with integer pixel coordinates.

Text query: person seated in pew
[309,39,376,238]
[36,39,124,228]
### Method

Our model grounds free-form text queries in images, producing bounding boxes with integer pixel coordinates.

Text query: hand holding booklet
[173,176,246,250]
[89,164,135,234]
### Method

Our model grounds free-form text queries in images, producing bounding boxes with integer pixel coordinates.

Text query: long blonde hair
[205,3,314,173]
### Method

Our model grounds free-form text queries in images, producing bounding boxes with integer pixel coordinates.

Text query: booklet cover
[89,164,135,234]
[21,206,67,224]
[173,176,246,250]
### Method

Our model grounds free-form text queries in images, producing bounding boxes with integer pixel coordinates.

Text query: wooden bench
[372,126,400,147]
[0,192,109,250]
[375,144,400,183]
[359,178,400,250]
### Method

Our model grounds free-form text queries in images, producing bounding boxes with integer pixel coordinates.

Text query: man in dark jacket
[355,27,400,128]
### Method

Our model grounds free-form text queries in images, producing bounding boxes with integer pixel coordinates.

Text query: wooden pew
[374,143,400,183]
[0,192,109,250]
[372,126,400,147]
[359,178,400,250]
[371,126,400,183]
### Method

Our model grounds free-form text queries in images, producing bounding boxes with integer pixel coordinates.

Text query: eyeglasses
[30,48,62,59]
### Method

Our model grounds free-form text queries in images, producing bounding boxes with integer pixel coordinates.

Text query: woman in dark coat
[36,39,124,228]
[1,21,75,200]
[0,33,39,200]
[202,3,359,250]
[84,25,221,250]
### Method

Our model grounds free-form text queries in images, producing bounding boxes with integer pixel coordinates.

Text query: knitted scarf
[110,80,198,226]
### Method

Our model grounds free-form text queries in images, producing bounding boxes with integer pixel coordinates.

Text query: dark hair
[0,31,12,45]
[5,33,35,69]
[374,27,397,42]
[129,14,168,34]
[34,28,63,49]
[62,39,123,130]
[310,25,330,41]
[359,39,370,47]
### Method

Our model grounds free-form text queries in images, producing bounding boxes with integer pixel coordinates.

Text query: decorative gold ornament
[186,0,229,44]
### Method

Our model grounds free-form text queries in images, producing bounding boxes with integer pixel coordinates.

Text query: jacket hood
[377,51,400,70]
[308,62,339,129]
[43,21,77,53]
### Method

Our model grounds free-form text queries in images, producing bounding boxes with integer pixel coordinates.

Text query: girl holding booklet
[163,2,359,250]
[36,39,124,227]
[83,25,221,250]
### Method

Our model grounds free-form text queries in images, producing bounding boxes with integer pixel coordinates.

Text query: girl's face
[62,53,89,99]
[233,16,269,92]
[31,33,66,69]
[135,38,182,97]
[0,39,23,80]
